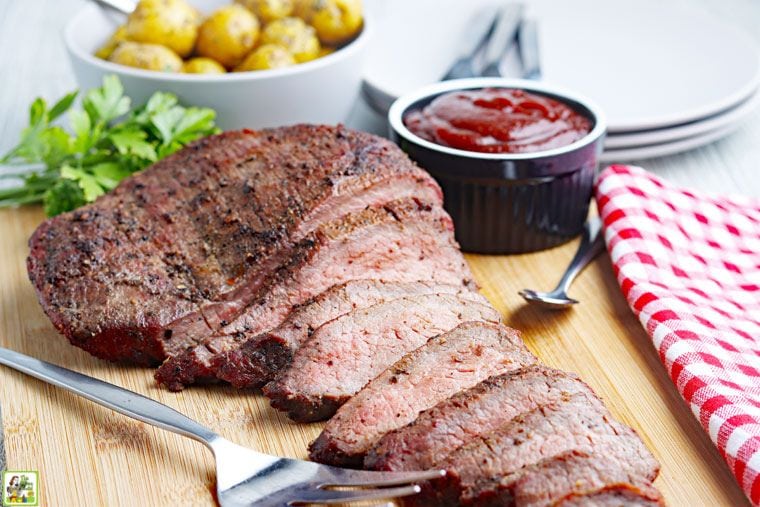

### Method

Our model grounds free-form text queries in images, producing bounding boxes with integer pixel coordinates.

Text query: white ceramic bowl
[64,1,370,130]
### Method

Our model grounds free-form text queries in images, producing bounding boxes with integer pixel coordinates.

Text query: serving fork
[0,347,444,506]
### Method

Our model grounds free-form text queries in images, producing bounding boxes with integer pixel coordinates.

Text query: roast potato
[294,0,362,45]
[235,43,295,71]
[95,24,128,60]
[236,0,293,23]
[108,41,183,72]
[317,45,335,57]
[125,0,199,57]
[183,57,226,73]
[196,4,260,68]
[261,17,319,63]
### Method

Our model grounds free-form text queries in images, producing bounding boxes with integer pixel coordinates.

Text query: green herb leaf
[151,106,185,145]
[1,98,50,164]
[61,164,106,202]
[43,178,86,217]
[40,127,73,168]
[145,91,178,115]
[153,106,218,158]
[29,98,47,126]
[91,162,132,190]
[1,75,219,216]
[171,108,218,144]
[109,129,157,162]
[69,109,93,154]
[48,91,78,122]
[83,75,130,125]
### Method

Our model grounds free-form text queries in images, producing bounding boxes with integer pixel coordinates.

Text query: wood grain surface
[1,2,759,506]
[0,204,750,507]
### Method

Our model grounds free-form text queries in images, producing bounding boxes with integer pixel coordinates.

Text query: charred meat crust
[27,125,443,364]
[555,483,665,506]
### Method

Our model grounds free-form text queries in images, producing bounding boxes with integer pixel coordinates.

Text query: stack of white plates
[363,0,760,162]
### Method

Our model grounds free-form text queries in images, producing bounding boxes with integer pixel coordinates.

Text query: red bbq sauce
[404,88,592,154]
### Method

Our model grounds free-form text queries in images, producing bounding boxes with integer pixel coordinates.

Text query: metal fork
[480,4,525,77]
[0,347,445,506]
[441,8,500,80]
[442,4,524,80]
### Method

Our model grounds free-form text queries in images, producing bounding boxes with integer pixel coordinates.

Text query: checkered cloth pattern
[595,165,760,505]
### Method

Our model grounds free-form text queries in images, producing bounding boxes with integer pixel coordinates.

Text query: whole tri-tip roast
[27,125,455,366]
[28,124,662,506]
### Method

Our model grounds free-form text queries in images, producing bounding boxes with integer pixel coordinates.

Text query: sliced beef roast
[365,365,594,472]
[155,198,475,390]
[310,322,536,467]
[263,294,502,422]
[27,122,663,503]
[425,392,650,505]
[556,483,665,507]
[511,451,660,506]
[214,280,481,389]
[474,446,660,506]
[27,125,442,365]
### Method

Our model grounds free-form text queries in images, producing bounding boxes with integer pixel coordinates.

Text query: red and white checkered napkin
[595,165,760,505]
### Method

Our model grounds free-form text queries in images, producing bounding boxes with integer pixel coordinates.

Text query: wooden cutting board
[0,206,748,506]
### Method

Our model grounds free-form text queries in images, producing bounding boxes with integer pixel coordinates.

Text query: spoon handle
[554,217,606,293]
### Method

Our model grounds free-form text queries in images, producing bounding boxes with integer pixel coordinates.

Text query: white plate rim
[605,56,760,133]
[599,122,744,162]
[604,88,760,149]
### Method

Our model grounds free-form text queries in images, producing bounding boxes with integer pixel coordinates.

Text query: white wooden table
[1,0,758,500]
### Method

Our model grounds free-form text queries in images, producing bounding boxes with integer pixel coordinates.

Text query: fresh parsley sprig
[0,75,220,216]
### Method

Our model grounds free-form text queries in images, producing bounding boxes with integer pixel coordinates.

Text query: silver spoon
[519,217,606,308]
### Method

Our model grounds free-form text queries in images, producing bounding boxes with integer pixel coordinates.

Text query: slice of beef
[556,483,665,507]
[309,322,536,467]
[155,198,475,390]
[263,294,502,422]
[425,392,649,506]
[214,280,481,389]
[474,445,659,506]
[27,125,442,365]
[365,365,594,472]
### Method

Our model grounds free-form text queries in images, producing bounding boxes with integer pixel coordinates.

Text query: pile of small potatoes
[96,0,362,73]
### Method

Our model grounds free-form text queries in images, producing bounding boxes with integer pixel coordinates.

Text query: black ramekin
[388,78,606,254]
